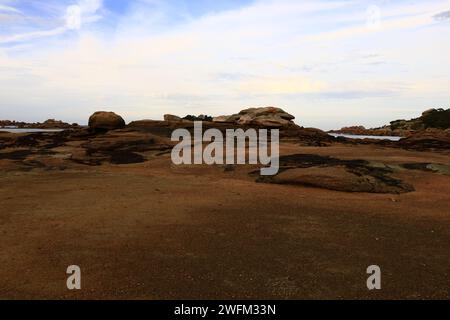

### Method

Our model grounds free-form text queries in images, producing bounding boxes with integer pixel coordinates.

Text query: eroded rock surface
[213,107,297,128]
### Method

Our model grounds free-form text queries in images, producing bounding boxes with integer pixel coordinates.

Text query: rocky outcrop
[213,107,297,128]
[72,129,173,165]
[82,129,172,154]
[38,119,77,129]
[330,108,450,137]
[255,154,414,194]
[397,128,450,151]
[268,166,411,193]
[88,111,125,131]
[0,119,77,129]
[329,126,396,137]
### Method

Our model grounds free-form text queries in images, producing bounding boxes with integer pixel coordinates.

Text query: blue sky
[0,0,449,129]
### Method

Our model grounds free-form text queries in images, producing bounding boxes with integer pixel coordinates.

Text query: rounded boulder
[88,111,126,131]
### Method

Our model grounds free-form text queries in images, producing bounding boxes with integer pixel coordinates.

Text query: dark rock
[109,151,146,164]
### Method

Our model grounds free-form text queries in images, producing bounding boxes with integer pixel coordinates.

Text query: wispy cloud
[0,4,21,14]
[0,0,103,44]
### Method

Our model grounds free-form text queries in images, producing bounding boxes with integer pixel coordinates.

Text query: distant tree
[422,108,450,129]
[183,115,213,121]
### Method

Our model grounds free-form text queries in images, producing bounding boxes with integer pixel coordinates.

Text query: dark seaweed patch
[401,163,430,171]
[278,154,369,168]
[108,151,146,164]
[0,149,33,160]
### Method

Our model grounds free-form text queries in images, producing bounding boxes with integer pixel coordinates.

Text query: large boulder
[88,111,125,131]
[213,107,296,128]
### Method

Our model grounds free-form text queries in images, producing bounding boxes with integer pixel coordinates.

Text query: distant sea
[328,133,402,141]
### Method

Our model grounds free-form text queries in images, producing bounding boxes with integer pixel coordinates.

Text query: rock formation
[213,107,297,128]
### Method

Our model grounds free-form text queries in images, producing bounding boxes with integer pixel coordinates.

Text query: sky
[0,0,449,129]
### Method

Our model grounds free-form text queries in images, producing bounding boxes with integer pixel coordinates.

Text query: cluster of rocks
[329,125,395,137]
[2,107,298,132]
[163,107,297,128]
[0,119,79,129]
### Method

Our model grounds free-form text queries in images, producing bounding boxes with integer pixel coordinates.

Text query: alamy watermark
[367,265,381,290]
[366,5,382,30]
[171,122,279,175]
[66,265,81,290]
